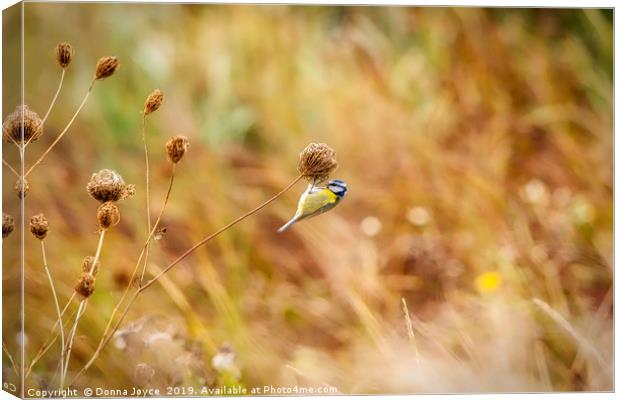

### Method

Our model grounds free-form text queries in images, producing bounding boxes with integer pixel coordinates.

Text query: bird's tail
[277,216,299,233]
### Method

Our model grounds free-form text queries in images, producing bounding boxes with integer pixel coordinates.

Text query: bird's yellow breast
[297,188,338,216]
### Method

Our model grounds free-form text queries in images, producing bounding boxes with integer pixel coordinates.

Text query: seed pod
[166,135,189,163]
[2,213,14,238]
[97,201,120,230]
[144,89,164,115]
[75,272,96,298]
[94,56,119,80]
[55,42,73,68]
[86,169,132,203]
[14,178,29,199]
[2,105,43,144]
[81,256,100,276]
[298,142,337,183]
[29,213,49,240]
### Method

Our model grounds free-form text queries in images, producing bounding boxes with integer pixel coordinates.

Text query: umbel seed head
[2,105,43,144]
[298,142,338,183]
[75,272,95,298]
[144,89,164,115]
[81,256,100,276]
[94,56,119,80]
[55,42,73,69]
[87,169,133,203]
[29,213,49,240]
[166,135,190,163]
[14,178,29,199]
[2,213,14,238]
[97,201,120,230]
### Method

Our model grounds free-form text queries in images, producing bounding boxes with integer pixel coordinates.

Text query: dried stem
[2,339,18,377]
[40,240,66,389]
[40,69,65,125]
[142,174,303,290]
[63,229,105,386]
[25,298,76,379]
[62,300,87,386]
[69,174,302,384]
[74,164,177,379]
[25,79,95,178]
[24,69,66,150]
[3,158,20,178]
[139,115,152,285]
[401,297,420,364]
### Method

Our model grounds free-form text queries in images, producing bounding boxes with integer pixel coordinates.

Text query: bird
[277,179,347,233]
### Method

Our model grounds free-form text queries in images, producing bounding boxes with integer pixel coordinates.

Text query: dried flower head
[55,42,73,69]
[87,169,133,203]
[144,89,164,115]
[97,201,120,230]
[298,142,338,182]
[166,135,189,163]
[29,214,49,240]
[2,213,14,238]
[75,272,96,298]
[14,178,30,199]
[94,56,119,80]
[2,105,43,144]
[81,256,101,276]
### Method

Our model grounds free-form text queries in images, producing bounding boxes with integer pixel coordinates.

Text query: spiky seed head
[29,213,49,240]
[97,201,120,230]
[55,42,73,68]
[2,213,14,238]
[75,272,96,298]
[2,105,43,144]
[86,169,133,203]
[14,178,30,199]
[144,89,164,115]
[94,56,119,80]
[166,135,189,163]
[81,256,100,276]
[298,142,338,183]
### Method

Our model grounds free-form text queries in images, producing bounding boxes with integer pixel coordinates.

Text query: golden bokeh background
[2,3,613,394]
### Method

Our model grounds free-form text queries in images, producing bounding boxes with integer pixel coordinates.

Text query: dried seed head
[81,256,100,276]
[298,142,338,183]
[166,135,189,163]
[144,89,164,115]
[14,178,30,199]
[29,213,49,240]
[75,272,95,298]
[86,169,133,203]
[55,42,73,68]
[94,56,119,80]
[97,201,120,230]
[2,105,43,144]
[2,213,14,238]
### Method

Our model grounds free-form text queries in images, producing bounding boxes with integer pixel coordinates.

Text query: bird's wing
[297,188,338,219]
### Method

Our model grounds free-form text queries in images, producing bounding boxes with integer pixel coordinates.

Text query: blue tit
[278,179,347,233]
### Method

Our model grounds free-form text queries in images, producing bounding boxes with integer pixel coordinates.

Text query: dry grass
[2,4,612,394]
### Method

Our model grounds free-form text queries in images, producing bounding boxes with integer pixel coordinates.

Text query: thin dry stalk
[62,300,87,385]
[70,175,302,384]
[25,298,76,378]
[40,240,66,389]
[39,69,65,126]
[401,297,420,364]
[63,230,105,386]
[2,340,18,377]
[75,165,178,377]
[532,298,608,373]
[139,115,152,285]
[25,80,95,178]
[3,158,19,178]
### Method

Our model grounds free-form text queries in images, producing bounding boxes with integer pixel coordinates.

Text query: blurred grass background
[2,3,613,394]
